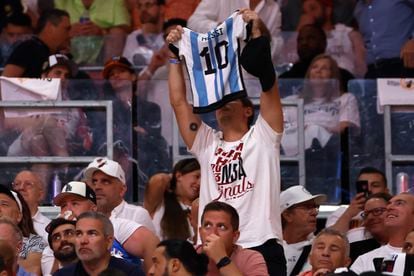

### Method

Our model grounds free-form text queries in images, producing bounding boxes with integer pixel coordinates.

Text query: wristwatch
[216,256,231,269]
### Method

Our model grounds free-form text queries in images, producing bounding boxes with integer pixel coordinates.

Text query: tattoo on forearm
[190,123,198,131]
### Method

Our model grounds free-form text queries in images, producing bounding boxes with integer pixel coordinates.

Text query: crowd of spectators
[0,0,413,275]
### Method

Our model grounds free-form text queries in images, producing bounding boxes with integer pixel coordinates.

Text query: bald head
[12,171,44,213]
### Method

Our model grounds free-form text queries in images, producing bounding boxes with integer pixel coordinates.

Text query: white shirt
[350,244,403,274]
[283,236,313,276]
[187,0,283,64]
[122,29,164,66]
[191,115,283,247]
[282,93,360,156]
[111,200,155,233]
[32,210,51,242]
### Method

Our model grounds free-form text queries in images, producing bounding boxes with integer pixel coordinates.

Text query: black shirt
[53,256,145,276]
[5,36,50,77]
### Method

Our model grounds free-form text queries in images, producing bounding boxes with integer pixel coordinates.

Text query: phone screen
[356,180,370,198]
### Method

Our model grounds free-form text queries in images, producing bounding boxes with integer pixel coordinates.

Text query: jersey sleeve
[111,218,141,244]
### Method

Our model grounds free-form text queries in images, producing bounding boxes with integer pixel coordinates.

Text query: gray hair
[0,218,23,242]
[313,228,350,257]
[77,211,114,237]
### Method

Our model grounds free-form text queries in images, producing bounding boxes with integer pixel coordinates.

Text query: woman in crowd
[282,54,360,198]
[144,158,200,242]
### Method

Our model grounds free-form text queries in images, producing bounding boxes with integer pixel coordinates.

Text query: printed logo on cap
[65,184,73,192]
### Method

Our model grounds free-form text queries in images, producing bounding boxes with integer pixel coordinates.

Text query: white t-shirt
[326,24,355,75]
[350,244,403,274]
[283,236,313,276]
[122,29,164,66]
[32,210,51,243]
[191,114,283,247]
[111,200,155,234]
[281,93,360,156]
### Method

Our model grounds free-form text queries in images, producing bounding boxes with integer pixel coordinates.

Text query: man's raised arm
[167,26,202,149]
[239,9,283,133]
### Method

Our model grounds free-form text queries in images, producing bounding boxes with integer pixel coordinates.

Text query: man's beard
[54,242,77,264]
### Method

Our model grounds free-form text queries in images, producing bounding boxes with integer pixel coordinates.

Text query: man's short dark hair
[46,218,76,247]
[240,97,255,127]
[358,167,387,186]
[5,12,32,28]
[201,201,239,231]
[366,192,392,203]
[158,239,208,276]
[35,8,69,34]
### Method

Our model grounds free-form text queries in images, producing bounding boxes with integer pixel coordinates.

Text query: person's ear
[232,230,240,244]
[344,256,352,268]
[171,258,181,273]
[106,235,114,251]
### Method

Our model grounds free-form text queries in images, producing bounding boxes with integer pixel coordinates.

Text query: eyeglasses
[361,207,387,219]
[51,229,75,243]
[137,1,157,9]
[11,181,36,190]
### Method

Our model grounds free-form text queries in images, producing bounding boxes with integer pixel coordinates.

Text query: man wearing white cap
[41,181,158,275]
[84,157,155,233]
[280,185,327,276]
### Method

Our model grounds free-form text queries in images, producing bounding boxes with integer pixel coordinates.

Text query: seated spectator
[294,0,366,77]
[299,228,351,276]
[54,0,130,65]
[403,230,414,255]
[12,170,50,242]
[0,239,16,276]
[0,185,47,275]
[0,218,23,275]
[136,18,187,82]
[281,54,360,155]
[42,181,158,273]
[279,24,354,92]
[327,167,389,236]
[187,0,283,64]
[349,193,391,264]
[122,0,165,67]
[2,8,70,78]
[53,211,145,276]
[148,239,208,276]
[351,192,414,274]
[102,56,170,186]
[144,158,200,241]
[6,54,92,195]
[0,12,32,66]
[84,157,155,232]
[354,0,414,78]
[197,201,269,275]
[45,218,78,272]
[280,185,327,276]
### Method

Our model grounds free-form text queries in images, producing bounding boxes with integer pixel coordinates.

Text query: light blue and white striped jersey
[172,12,249,113]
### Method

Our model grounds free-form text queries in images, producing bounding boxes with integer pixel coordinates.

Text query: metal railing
[0,100,114,163]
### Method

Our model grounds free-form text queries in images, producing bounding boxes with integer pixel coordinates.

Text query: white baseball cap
[280,185,327,213]
[84,157,126,184]
[53,181,96,206]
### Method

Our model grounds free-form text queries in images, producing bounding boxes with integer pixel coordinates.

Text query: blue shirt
[354,0,414,64]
